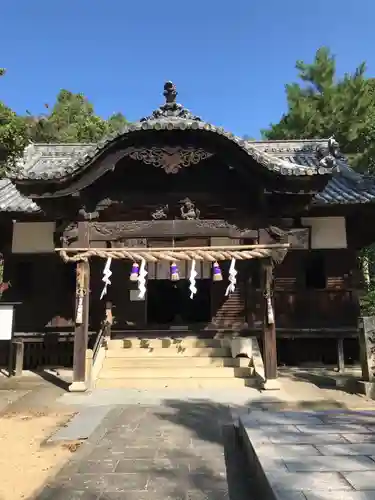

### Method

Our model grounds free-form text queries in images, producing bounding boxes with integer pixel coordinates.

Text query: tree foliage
[26,90,128,143]
[0,70,129,172]
[0,70,28,168]
[262,47,375,173]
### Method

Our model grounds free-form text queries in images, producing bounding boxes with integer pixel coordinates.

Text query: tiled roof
[13,143,94,180]
[0,179,40,213]
[11,107,337,181]
[1,139,375,214]
[255,140,375,205]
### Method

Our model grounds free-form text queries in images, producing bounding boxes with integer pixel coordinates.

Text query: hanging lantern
[212,261,223,281]
[130,262,139,282]
[170,262,180,281]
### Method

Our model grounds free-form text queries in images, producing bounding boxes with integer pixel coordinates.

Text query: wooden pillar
[359,316,375,382]
[14,340,24,377]
[69,220,90,392]
[261,259,279,389]
[337,338,345,373]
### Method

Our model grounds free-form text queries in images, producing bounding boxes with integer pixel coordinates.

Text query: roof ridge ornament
[140,81,202,122]
[164,81,177,104]
[316,135,340,170]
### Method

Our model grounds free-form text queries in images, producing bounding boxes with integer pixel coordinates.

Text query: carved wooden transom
[123,147,214,174]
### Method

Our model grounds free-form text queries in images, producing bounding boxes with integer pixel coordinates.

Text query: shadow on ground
[31,388,373,500]
[32,400,262,499]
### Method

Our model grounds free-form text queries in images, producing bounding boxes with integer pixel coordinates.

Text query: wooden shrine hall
[1,81,375,391]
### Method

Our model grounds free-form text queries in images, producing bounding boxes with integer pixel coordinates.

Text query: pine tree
[26,90,129,143]
[262,47,375,172]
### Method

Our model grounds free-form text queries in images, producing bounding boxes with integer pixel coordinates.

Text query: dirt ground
[0,409,75,500]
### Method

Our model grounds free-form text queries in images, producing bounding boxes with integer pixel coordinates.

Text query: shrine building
[0,81,374,391]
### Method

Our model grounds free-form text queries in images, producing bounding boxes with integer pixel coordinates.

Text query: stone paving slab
[345,472,375,491]
[239,409,375,499]
[36,403,255,500]
[48,406,112,442]
[244,428,348,444]
[284,455,375,472]
[342,434,375,443]
[317,444,375,455]
[305,493,375,500]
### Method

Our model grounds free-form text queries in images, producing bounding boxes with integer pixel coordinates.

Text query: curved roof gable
[2,140,375,213]
[12,82,341,182]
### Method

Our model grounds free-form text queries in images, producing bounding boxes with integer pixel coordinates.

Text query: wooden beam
[69,220,90,392]
[88,219,259,240]
[261,260,278,389]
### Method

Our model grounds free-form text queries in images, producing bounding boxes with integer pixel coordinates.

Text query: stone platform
[238,410,375,499]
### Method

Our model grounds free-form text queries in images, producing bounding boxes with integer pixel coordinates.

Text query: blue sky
[1,0,375,138]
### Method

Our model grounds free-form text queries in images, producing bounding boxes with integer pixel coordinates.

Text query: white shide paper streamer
[189,260,198,299]
[100,257,112,300]
[225,258,237,296]
[137,259,148,299]
[267,296,275,324]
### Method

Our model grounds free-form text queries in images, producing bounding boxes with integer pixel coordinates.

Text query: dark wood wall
[2,155,364,335]
[3,254,76,332]
[3,247,360,334]
[247,249,360,330]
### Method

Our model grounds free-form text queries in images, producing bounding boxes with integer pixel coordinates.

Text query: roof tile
[1,139,375,213]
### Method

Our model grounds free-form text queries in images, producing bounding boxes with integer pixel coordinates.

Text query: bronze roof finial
[163,81,177,104]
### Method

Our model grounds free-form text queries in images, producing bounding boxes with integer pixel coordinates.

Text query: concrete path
[36,403,256,500]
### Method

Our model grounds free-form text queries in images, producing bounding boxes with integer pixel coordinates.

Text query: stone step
[105,347,231,358]
[107,338,227,349]
[96,377,258,389]
[98,366,253,379]
[102,356,252,368]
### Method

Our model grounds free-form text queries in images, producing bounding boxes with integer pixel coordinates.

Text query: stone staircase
[95,337,258,389]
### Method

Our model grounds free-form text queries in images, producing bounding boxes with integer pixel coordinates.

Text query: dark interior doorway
[147,279,211,324]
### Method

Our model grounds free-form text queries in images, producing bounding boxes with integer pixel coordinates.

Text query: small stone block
[49,406,111,442]
[256,444,321,458]
[304,492,375,500]
[317,444,375,456]
[262,379,281,390]
[102,472,149,491]
[269,472,352,491]
[78,459,118,474]
[268,433,347,444]
[68,381,87,392]
[344,471,375,490]
[320,413,375,425]
[245,424,301,434]
[342,434,375,444]
[295,424,371,434]
[275,492,308,500]
[185,490,229,499]
[241,412,324,426]
[284,455,375,472]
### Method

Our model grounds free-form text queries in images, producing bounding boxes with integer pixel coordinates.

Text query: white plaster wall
[12,222,56,253]
[301,217,347,249]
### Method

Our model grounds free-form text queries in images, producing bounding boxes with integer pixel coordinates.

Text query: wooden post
[14,340,24,377]
[69,220,90,392]
[261,259,279,389]
[337,338,345,373]
[104,301,113,341]
[359,316,375,382]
